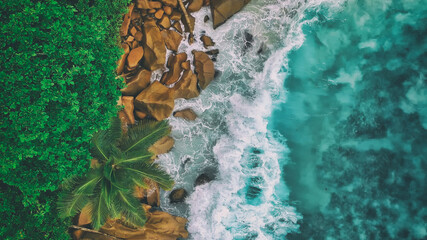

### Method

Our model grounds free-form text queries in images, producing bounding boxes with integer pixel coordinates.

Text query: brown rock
[146,180,160,206]
[163,6,172,15]
[131,40,140,49]
[192,50,215,89]
[155,9,164,19]
[72,204,92,240]
[200,35,215,48]
[149,1,163,8]
[118,110,131,129]
[195,173,213,186]
[149,136,175,156]
[181,60,190,70]
[182,12,195,33]
[121,96,135,125]
[135,110,148,119]
[160,52,186,85]
[161,29,183,51]
[211,0,251,29]
[173,69,199,99]
[136,0,151,9]
[134,31,143,42]
[119,4,134,36]
[187,0,203,12]
[116,53,128,75]
[134,81,174,121]
[134,179,161,207]
[173,108,197,121]
[126,35,135,42]
[127,46,144,69]
[169,188,187,203]
[172,21,183,34]
[90,206,188,240]
[158,15,171,29]
[170,11,182,21]
[130,26,138,36]
[121,42,131,54]
[78,205,92,226]
[131,11,141,21]
[142,19,166,70]
[148,8,156,14]
[203,0,210,6]
[121,69,152,96]
[160,0,178,7]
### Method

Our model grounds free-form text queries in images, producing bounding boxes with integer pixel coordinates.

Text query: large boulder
[161,30,183,52]
[116,52,128,75]
[172,21,183,34]
[173,108,197,121]
[149,135,175,156]
[134,179,160,207]
[121,96,135,125]
[134,81,174,121]
[81,205,189,240]
[169,188,188,203]
[119,4,134,36]
[173,69,199,99]
[142,19,166,70]
[127,46,144,69]
[160,0,178,7]
[195,173,213,186]
[160,52,187,85]
[192,50,215,89]
[121,69,152,96]
[200,35,215,48]
[136,0,151,9]
[182,13,195,33]
[210,0,251,29]
[158,15,171,29]
[187,0,203,12]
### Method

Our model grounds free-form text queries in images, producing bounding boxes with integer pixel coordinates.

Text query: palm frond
[90,117,123,162]
[116,149,153,165]
[114,190,146,227]
[123,162,174,190]
[58,188,90,218]
[119,120,170,154]
[90,183,110,230]
[106,116,123,142]
[74,169,103,194]
[91,130,114,162]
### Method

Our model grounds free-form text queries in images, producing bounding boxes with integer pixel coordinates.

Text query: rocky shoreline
[73,0,250,239]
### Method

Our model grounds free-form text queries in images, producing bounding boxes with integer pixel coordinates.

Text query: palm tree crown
[58,118,174,229]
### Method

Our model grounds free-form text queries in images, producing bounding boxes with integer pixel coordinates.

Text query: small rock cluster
[117,0,217,125]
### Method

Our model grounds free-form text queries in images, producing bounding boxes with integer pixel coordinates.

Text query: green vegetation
[0,0,130,238]
[58,118,174,229]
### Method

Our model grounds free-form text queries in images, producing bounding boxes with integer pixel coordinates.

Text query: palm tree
[58,118,174,229]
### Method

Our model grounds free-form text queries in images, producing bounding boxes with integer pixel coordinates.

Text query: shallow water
[157,0,426,239]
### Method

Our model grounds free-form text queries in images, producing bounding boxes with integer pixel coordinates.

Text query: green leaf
[114,190,146,227]
[119,120,170,154]
[123,162,174,190]
[57,189,90,218]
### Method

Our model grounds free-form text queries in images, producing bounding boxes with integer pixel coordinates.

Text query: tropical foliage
[58,118,174,229]
[0,0,130,238]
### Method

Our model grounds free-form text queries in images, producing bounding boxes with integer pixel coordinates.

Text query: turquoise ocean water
[157,0,426,239]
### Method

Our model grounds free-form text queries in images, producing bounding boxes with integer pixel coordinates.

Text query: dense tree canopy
[0,0,130,238]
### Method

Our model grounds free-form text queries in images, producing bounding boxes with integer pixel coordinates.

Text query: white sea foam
[155,0,344,239]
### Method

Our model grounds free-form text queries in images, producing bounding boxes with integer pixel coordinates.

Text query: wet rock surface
[173,108,197,121]
[210,0,251,29]
[169,188,188,203]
